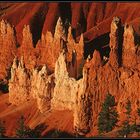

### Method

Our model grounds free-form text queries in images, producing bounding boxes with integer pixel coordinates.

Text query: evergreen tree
[16,115,43,138]
[118,121,131,137]
[0,120,6,138]
[136,107,140,135]
[118,99,132,137]
[131,119,137,133]
[137,108,140,117]
[125,99,131,119]
[16,115,33,138]
[98,93,118,134]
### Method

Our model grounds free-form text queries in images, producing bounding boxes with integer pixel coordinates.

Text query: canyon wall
[8,16,140,135]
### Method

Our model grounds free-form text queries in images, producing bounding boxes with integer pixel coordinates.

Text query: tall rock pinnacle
[109,17,122,68]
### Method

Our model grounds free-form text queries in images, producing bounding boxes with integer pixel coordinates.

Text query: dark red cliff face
[1,2,140,45]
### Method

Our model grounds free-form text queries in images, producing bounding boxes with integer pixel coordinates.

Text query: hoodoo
[0,2,140,138]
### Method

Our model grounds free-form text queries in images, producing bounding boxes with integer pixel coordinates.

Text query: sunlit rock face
[73,67,93,135]
[9,57,55,113]
[51,50,93,135]
[0,20,17,79]
[31,65,55,113]
[109,17,122,68]
[9,57,31,105]
[18,25,37,70]
[51,51,79,110]
[117,24,140,118]
[36,17,84,77]
[122,24,137,68]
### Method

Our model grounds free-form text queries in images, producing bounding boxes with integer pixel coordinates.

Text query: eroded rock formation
[83,16,140,123]
[31,65,55,113]
[73,68,93,135]
[117,23,140,118]
[67,26,84,79]
[9,57,55,113]
[8,15,140,135]
[36,17,84,77]
[122,24,137,68]
[51,50,79,110]
[9,57,31,105]
[0,20,17,79]
[18,25,37,70]
[109,17,122,68]
[51,50,92,134]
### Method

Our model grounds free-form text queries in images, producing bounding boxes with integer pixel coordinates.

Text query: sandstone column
[122,24,137,68]
[109,17,122,68]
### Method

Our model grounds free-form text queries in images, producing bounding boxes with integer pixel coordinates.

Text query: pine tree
[118,99,132,137]
[118,120,131,137]
[137,108,140,117]
[136,107,140,135]
[0,120,6,138]
[16,115,33,138]
[98,93,118,134]
[125,99,131,119]
[16,115,43,138]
